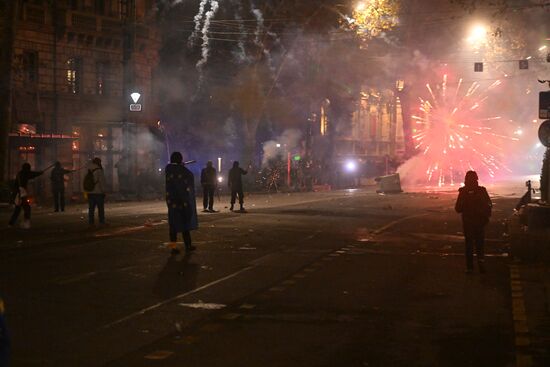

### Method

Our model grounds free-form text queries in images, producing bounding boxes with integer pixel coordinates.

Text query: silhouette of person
[455,171,492,273]
[201,161,217,212]
[8,163,44,228]
[228,161,247,211]
[165,152,198,254]
[50,161,73,212]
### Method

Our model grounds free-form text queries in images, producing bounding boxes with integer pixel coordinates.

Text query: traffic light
[474,62,483,72]
[540,91,550,119]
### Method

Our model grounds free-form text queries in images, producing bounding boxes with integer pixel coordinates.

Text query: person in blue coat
[165,152,198,255]
[0,296,9,367]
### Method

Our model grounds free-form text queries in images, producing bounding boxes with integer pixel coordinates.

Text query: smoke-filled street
[1,184,546,366]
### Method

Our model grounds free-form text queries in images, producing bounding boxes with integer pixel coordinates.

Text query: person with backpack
[50,161,74,212]
[165,152,198,254]
[455,170,492,274]
[8,163,44,229]
[84,157,106,225]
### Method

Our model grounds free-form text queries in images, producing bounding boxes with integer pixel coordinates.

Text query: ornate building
[1,0,161,197]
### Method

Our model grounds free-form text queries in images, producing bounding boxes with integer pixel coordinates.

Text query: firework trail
[398,74,518,188]
[196,0,220,83]
[188,0,209,47]
[250,2,276,74]
[231,0,248,63]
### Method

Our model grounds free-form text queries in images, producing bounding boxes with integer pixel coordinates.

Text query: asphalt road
[0,189,518,366]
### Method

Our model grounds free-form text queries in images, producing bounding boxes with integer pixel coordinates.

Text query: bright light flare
[467,24,488,45]
[217,176,224,183]
[345,160,358,173]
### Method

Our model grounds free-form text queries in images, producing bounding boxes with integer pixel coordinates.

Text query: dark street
[0,189,527,366]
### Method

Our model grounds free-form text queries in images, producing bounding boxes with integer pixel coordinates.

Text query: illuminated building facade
[1,0,160,197]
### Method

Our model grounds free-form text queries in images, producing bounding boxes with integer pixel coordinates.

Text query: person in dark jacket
[8,163,44,228]
[228,161,248,211]
[455,170,492,274]
[166,152,198,255]
[200,161,217,212]
[85,158,107,225]
[50,161,73,212]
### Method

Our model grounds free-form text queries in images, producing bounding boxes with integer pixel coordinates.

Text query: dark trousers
[202,185,215,210]
[169,228,192,248]
[53,188,65,212]
[464,226,485,270]
[230,189,244,206]
[88,193,105,224]
[9,197,30,225]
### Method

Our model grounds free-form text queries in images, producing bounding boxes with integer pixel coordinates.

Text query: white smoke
[196,0,220,84]
[250,4,276,74]
[188,0,208,47]
[262,129,303,167]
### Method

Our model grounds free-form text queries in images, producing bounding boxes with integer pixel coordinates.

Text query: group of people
[7,157,492,273]
[8,158,107,229]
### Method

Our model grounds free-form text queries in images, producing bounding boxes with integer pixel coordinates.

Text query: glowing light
[346,0,399,42]
[276,143,281,148]
[403,75,516,187]
[217,176,224,183]
[539,45,547,51]
[130,92,141,103]
[345,160,358,172]
[514,129,523,136]
[467,24,488,46]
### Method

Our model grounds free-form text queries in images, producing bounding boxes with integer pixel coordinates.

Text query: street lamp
[467,24,487,45]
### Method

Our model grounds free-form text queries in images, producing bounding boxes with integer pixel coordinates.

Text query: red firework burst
[406,74,517,187]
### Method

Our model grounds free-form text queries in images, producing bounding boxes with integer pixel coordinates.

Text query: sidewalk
[508,214,550,366]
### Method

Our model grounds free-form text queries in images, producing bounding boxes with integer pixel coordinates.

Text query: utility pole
[0,1,18,181]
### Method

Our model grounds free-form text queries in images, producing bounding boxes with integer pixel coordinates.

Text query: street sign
[129,103,142,112]
[539,120,550,147]
[540,91,550,119]
[474,62,483,72]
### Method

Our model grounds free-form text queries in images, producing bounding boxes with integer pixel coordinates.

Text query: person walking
[165,152,198,255]
[50,161,73,212]
[228,161,247,212]
[201,161,217,212]
[84,157,106,226]
[8,163,44,229]
[455,170,492,274]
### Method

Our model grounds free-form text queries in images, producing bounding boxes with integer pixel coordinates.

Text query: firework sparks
[345,0,399,42]
[196,0,220,83]
[400,75,517,187]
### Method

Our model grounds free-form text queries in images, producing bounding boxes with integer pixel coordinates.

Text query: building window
[66,57,82,94]
[22,51,38,84]
[96,61,109,95]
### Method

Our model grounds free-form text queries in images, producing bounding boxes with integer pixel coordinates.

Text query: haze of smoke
[188,0,209,47]
[262,129,303,167]
[196,0,220,83]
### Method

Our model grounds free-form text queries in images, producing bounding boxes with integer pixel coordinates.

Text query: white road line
[102,265,254,329]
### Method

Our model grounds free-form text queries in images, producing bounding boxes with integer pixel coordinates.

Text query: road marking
[239,303,256,309]
[371,213,430,235]
[220,313,241,320]
[55,272,97,285]
[144,350,174,360]
[102,265,254,329]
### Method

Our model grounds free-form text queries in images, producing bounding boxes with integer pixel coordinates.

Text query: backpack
[83,169,97,192]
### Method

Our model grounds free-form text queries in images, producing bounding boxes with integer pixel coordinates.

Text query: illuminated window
[66,57,82,94]
[320,106,328,136]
